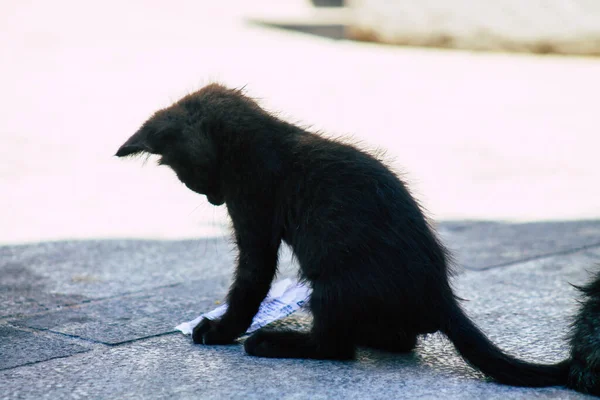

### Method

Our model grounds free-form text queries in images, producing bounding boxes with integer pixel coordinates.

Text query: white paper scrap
[175,278,311,336]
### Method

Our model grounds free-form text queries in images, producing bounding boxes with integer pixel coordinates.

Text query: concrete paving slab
[0,239,235,319]
[0,325,90,370]
[439,220,600,270]
[0,265,88,319]
[451,249,599,361]
[0,239,235,299]
[10,277,233,345]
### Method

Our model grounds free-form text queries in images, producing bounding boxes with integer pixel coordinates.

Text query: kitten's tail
[441,301,570,387]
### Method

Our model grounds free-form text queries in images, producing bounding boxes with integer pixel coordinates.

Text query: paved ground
[2,221,600,399]
[2,0,600,398]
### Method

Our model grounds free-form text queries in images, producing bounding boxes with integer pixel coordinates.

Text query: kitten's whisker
[141,153,151,166]
[188,204,201,216]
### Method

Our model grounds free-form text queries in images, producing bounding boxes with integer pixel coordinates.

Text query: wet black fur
[116,83,574,389]
[568,269,600,396]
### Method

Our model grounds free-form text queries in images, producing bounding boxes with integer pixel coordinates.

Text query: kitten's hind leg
[244,285,355,360]
[244,324,355,360]
[355,325,418,353]
[244,329,319,358]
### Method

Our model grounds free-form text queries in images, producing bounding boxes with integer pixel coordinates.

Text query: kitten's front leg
[193,237,279,345]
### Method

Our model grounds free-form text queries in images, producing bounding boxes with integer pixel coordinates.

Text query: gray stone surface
[0,239,298,320]
[439,220,600,270]
[11,278,232,344]
[0,325,90,370]
[0,239,233,300]
[0,335,587,400]
[1,221,600,398]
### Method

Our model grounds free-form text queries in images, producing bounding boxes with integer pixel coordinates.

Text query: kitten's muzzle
[115,135,156,157]
[115,145,142,157]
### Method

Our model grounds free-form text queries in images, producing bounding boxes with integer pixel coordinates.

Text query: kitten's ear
[115,129,155,157]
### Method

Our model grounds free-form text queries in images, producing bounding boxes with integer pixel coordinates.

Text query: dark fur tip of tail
[490,359,570,388]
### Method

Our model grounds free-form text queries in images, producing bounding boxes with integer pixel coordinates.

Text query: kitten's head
[115,86,226,206]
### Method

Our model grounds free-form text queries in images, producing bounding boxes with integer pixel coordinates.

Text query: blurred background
[2,0,599,245]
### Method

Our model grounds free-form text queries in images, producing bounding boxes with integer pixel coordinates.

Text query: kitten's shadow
[357,347,420,365]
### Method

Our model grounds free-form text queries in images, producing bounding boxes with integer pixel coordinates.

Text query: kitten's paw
[244,329,312,358]
[192,318,236,345]
[244,329,354,360]
[244,329,283,357]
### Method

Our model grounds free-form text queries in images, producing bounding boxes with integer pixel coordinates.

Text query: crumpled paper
[175,278,312,336]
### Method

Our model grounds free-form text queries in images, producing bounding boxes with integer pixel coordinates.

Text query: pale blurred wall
[1,0,599,244]
[347,0,600,55]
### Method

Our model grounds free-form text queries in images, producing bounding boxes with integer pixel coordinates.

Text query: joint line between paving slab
[103,330,180,346]
[0,282,186,321]
[22,326,181,346]
[0,352,93,372]
[6,324,113,346]
[463,241,600,271]
[0,329,181,372]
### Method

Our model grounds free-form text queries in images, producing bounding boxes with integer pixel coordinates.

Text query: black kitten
[116,84,570,388]
[568,269,600,395]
